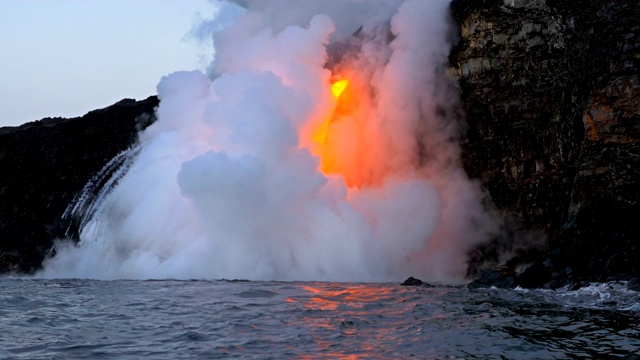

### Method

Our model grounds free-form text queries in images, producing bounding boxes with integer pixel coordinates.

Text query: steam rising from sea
[39,0,498,282]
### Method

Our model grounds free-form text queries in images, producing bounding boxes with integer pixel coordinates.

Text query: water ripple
[0,279,638,359]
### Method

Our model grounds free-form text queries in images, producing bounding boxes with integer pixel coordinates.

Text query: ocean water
[1,279,639,359]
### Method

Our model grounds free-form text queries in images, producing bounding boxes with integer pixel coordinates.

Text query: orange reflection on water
[300,284,389,307]
[290,284,406,358]
[300,285,341,311]
[298,355,360,360]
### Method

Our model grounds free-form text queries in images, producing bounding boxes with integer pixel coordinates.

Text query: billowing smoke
[38,0,498,282]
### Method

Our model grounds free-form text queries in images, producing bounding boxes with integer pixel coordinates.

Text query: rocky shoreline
[1,1,638,286]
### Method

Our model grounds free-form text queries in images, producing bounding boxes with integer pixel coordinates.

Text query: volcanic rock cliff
[0,97,158,272]
[0,1,638,285]
[451,0,640,286]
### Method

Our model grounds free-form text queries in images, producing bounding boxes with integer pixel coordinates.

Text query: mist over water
[39,0,498,282]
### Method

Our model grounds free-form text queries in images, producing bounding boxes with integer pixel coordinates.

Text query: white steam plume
[38,0,498,282]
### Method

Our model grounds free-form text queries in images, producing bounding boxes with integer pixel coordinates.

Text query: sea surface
[0,279,639,359]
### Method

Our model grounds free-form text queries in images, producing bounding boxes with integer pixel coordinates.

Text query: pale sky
[0,0,217,127]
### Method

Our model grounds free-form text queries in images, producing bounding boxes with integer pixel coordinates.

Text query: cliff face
[1,1,638,284]
[0,97,158,272]
[450,0,640,285]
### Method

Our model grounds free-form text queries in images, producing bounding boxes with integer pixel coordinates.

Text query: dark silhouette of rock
[401,276,434,288]
[0,96,158,273]
[468,267,517,289]
[401,277,424,286]
[628,278,640,292]
[568,282,581,291]
[517,260,554,289]
[451,0,640,286]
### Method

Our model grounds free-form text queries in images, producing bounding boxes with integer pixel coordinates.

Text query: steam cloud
[38,0,498,282]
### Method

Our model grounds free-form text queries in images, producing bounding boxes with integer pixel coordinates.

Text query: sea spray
[39,0,498,282]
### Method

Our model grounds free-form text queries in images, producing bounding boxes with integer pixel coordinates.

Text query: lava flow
[312,79,348,145]
[331,79,349,99]
[310,75,383,188]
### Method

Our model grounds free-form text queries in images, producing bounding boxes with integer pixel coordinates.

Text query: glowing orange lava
[313,79,349,145]
[308,74,383,188]
[293,284,398,359]
[331,79,349,98]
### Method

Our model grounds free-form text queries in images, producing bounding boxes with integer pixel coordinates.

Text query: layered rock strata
[451,0,640,286]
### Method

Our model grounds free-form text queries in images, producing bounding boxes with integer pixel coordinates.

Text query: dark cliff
[451,0,640,286]
[1,1,638,285]
[0,96,158,272]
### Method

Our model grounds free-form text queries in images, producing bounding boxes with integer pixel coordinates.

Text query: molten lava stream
[310,75,383,188]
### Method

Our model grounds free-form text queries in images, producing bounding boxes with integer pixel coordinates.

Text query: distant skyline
[0,0,217,126]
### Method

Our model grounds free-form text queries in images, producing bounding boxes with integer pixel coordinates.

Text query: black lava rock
[628,278,640,292]
[401,277,424,286]
[0,96,158,273]
[454,0,640,286]
[468,267,516,289]
[518,260,554,289]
